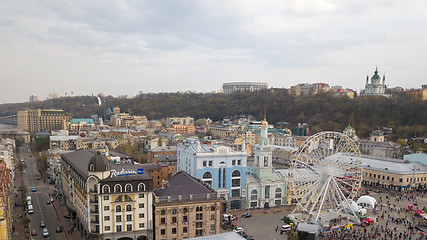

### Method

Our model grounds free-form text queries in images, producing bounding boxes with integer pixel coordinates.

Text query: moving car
[46,199,51,204]
[56,226,62,233]
[40,221,45,228]
[31,187,36,192]
[282,224,291,232]
[42,228,49,237]
[241,213,252,218]
[31,229,37,236]
[28,205,34,214]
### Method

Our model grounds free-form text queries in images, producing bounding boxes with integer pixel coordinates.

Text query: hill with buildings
[0,90,425,139]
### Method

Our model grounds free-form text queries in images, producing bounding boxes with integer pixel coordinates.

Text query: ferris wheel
[288,131,363,225]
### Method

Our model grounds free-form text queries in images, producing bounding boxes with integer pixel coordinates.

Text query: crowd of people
[319,188,427,240]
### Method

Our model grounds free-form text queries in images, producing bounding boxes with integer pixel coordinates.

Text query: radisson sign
[110,168,144,178]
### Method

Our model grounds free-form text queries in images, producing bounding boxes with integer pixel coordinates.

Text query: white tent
[342,200,360,214]
[357,196,377,209]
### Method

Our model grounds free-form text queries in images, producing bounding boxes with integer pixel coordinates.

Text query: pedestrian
[276,226,278,232]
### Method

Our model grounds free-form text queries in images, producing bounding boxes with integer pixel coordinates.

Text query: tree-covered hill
[0,90,425,139]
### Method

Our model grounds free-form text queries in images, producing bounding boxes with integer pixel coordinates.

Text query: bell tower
[253,110,272,179]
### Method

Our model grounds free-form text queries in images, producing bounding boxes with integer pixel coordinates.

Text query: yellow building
[153,171,222,240]
[407,89,427,101]
[17,109,69,133]
[0,160,12,240]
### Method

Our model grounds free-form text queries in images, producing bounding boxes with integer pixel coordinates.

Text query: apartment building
[61,149,154,240]
[0,159,12,240]
[17,109,69,133]
[153,171,221,240]
[166,117,194,128]
[222,82,268,94]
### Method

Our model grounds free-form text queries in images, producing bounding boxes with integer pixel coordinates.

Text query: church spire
[261,107,267,127]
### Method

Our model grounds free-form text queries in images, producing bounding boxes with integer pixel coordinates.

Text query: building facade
[153,171,222,240]
[222,82,268,94]
[245,117,287,209]
[17,109,69,133]
[360,68,391,97]
[177,139,247,210]
[0,158,12,240]
[61,149,154,240]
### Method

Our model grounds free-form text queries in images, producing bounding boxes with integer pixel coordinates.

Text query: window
[183,208,188,214]
[232,160,236,165]
[231,189,240,197]
[211,206,215,211]
[210,213,215,220]
[104,206,110,211]
[127,224,132,231]
[103,185,110,193]
[137,183,145,192]
[114,195,123,202]
[124,195,132,202]
[105,226,110,231]
[250,189,258,208]
[265,186,270,199]
[172,228,177,234]
[196,213,203,220]
[172,208,177,214]
[125,184,132,192]
[126,215,132,221]
[104,216,110,221]
[139,203,144,208]
[196,222,202,228]
[196,229,203,236]
[211,224,215,231]
[202,171,213,186]
[399,178,403,183]
[126,205,132,211]
[161,209,166,215]
[237,160,241,165]
[139,223,144,228]
[232,170,240,177]
[196,206,203,212]
[161,218,166,224]
[114,184,122,193]
[183,215,188,222]
[139,213,144,218]
[116,205,122,212]
[183,227,187,233]
[116,215,122,222]
[139,193,144,198]
[89,164,95,171]
[387,176,390,180]
[203,161,207,167]
[209,160,213,167]
[161,229,165,235]
[275,188,282,198]
[232,178,240,187]
[172,216,177,223]
[104,196,109,201]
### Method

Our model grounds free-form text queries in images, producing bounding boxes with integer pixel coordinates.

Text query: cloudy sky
[1,0,426,103]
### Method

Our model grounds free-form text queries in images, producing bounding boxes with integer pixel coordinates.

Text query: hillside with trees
[0,90,425,139]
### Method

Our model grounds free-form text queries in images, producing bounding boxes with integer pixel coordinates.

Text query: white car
[42,228,49,237]
[233,227,244,233]
[282,225,291,232]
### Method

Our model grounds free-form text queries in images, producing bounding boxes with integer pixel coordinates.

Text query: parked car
[42,228,49,237]
[40,221,45,228]
[233,226,244,233]
[241,213,252,218]
[46,199,51,205]
[56,226,62,233]
[223,213,237,221]
[282,224,291,232]
[31,187,36,192]
[50,197,54,202]
[31,229,37,236]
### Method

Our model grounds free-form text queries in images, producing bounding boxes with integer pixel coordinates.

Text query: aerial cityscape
[1,1,427,240]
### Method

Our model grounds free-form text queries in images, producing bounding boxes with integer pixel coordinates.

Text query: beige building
[61,149,154,240]
[166,117,194,128]
[153,171,222,240]
[17,109,69,133]
[50,135,82,150]
[361,156,427,191]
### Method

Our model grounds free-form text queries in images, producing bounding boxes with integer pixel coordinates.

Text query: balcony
[90,210,99,214]
[90,199,99,204]
[90,219,99,224]
[89,189,97,194]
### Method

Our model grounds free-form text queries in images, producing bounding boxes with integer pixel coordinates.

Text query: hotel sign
[110,168,144,178]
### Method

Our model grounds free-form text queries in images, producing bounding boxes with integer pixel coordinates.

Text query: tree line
[0,90,425,139]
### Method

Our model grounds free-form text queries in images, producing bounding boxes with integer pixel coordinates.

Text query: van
[281,225,291,232]
[28,204,34,214]
[27,196,31,201]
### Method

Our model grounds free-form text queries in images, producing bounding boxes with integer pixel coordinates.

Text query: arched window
[202,171,213,186]
[103,185,110,194]
[172,208,177,214]
[116,205,122,212]
[105,164,110,170]
[124,195,132,202]
[250,189,258,208]
[125,183,132,192]
[137,183,145,192]
[196,206,203,212]
[89,164,95,171]
[126,204,132,211]
[114,184,122,193]
[161,210,166,215]
[183,208,188,214]
[232,170,241,177]
[114,195,123,202]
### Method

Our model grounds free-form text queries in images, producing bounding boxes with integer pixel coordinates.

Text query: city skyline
[1,1,427,104]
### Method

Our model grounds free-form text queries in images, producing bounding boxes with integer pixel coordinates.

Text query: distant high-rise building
[17,109,69,133]
[222,82,268,94]
[29,94,39,102]
[48,92,59,99]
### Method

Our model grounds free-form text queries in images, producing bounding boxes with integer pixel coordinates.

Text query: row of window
[103,203,144,212]
[366,172,427,183]
[104,223,145,232]
[102,183,146,193]
[160,206,215,216]
[160,225,214,236]
[104,213,145,222]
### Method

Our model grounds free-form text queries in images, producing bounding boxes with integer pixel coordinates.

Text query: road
[21,145,67,239]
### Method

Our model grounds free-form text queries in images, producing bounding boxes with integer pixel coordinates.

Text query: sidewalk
[11,154,30,240]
